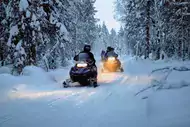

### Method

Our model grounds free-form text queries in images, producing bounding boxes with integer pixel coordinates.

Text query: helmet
[107,46,112,51]
[107,46,112,52]
[84,44,91,52]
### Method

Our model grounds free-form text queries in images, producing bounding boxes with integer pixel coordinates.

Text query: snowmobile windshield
[77,53,91,62]
[107,51,118,58]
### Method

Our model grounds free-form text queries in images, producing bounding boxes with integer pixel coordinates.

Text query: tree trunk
[145,1,151,59]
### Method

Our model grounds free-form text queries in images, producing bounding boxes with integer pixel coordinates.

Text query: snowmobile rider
[104,46,118,59]
[74,44,96,66]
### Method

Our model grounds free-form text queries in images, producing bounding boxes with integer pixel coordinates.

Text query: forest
[0,0,190,74]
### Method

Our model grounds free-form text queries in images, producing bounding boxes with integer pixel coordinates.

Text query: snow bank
[124,57,155,75]
[48,68,69,83]
[22,65,70,85]
[148,85,190,127]
[0,66,11,74]
[21,66,56,85]
[0,65,70,93]
[22,66,47,76]
[132,59,190,127]
[0,66,56,95]
[0,74,18,99]
[163,70,190,89]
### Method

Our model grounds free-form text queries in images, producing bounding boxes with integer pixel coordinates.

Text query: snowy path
[1,56,190,127]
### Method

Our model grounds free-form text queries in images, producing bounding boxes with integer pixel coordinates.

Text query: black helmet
[111,47,114,51]
[107,46,112,52]
[107,46,112,50]
[84,44,91,52]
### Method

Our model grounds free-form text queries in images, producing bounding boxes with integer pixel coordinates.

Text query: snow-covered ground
[0,56,190,127]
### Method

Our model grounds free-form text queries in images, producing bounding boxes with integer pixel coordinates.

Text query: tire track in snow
[48,98,61,108]
[0,114,13,126]
[104,91,113,101]
[86,72,126,104]
[46,89,97,109]
[45,59,127,109]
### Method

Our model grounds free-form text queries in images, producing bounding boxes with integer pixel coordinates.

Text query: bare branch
[150,66,171,75]
[171,2,190,6]
[135,66,190,96]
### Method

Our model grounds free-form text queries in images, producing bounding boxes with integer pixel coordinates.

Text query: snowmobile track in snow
[48,98,61,108]
[0,114,13,126]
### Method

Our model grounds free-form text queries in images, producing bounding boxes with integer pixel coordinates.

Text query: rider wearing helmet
[104,46,118,59]
[74,44,96,66]
[106,46,112,52]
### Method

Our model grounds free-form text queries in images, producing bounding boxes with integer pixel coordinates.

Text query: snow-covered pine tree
[114,0,147,57]
[36,0,71,69]
[109,28,118,50]
[1,0,98,73]
[117,26,127,55]
[114,0,190,60]
[94,23,127,56]
[152,0,190,60]
[92,24,102,54]
[0,2,7,66]
[110,29,117,46]
[1,0,28,74]
[75,0,97,51]
[101,22,110,48]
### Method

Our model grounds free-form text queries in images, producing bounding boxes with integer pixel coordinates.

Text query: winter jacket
[74,51,96,66]
[105,51,118,58]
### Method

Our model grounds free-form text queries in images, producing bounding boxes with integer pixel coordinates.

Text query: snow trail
[0,56,190,127]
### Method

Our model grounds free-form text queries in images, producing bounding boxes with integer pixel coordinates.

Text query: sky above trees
[94,0,120,32]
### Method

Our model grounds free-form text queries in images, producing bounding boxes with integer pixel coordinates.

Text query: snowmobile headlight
[77,63,88,67]
[108,57,116,61]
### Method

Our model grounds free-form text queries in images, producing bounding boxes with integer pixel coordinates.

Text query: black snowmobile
[101,52,124,72]
[63,53,98,88]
